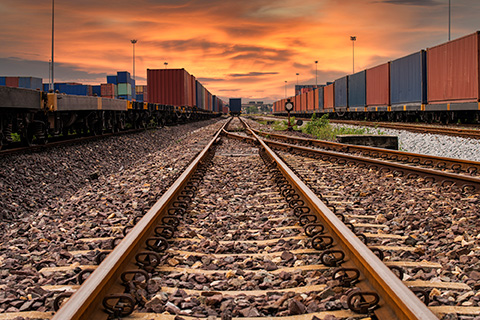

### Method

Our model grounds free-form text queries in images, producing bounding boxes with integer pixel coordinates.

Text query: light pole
[315,61,318,87]
[164,62,168,69]
[284,81,287,99]
[448,0,451,41]
[296,73,299,85]
[131,40,137,85]
[50,0,54,91]
[350,36,356,74]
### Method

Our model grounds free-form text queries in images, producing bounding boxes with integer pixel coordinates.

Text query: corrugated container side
[324,83,335,109]
[117,71,131,84]
[306,89,315,111]
[427,32,479,103]
[107,76,117,85]
[5,77,19,87]
[18,77,43,90]
[295,95,301,112]
[390,51,427,105]
[366,62,390,106]
[334,76,348,108]
[92,85,102,96]
[148,69,190,106]
[317,87,324,111]
[301,92,308,112]
[229,98,242,113]
[348,71,366,108]
[0,77,5,86]
[101,83,115,97]
[117,83,132,96]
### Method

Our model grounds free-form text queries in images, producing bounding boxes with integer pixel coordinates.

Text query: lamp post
[350,36,356,74]
[131,40,137,84]
[164,62,168,69]
[50,0,54,92]
[284,80,287,99]
[296,73,299,85]
[448,0,451,41]
[315,61,318,87]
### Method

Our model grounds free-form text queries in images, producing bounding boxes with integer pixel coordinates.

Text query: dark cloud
[378,0,440,6]
[0,57,107,83]
[229,72,279,77]
[196,77,224,82]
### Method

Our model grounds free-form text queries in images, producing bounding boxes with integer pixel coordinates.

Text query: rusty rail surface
[251,128,480,175]
[237,118,438,319]
[52,119,231,320]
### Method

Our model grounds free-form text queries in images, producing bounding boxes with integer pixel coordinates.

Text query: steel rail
[225,128,480,193]
[330,119,480,139]
[240,119,438,320]
[251,128,480,175]
[52,119,231,320]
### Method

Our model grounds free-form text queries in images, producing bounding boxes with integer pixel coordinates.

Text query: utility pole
[50,0,54,91]
[351,36,356,74]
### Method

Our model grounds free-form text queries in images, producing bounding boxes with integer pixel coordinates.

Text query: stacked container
[92,85,101,97]
[135,85,148,102]
[101,84,116,99]
[117,71,134,100]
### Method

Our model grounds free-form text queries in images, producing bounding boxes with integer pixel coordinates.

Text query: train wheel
[21,124,34,147]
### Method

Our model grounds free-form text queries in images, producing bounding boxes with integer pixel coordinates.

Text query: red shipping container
[306,90,316,111]
[301,92,307,112]
[101,83,115,97]
[366,62,390,106]
[5,77,19,87]
[147,69,194,107]
[324,83,335,109]
[427,32,480,103]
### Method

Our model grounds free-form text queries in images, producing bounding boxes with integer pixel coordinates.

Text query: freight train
[273,31,480,124]
[0,68,225,148]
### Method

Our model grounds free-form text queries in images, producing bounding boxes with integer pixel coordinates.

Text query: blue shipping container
[136,94,144,102]
[348,71,367,108]
[117,71,131,84]
[0,77,5,86]
[107,76,117,85]
[92,85,102,96]
[334,76,348,108]
[18,77,42,90]
[390,50,427,105]
[317,86,324,110]
[58,84,88,96]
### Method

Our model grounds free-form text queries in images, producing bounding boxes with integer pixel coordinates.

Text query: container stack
[0,76,42,90]
[92,85,102,97]
[101,83,116,99]
[116,71,135,100]
[135,85,148,102]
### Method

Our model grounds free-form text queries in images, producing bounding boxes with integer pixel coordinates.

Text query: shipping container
[390,51,427,106]
[101,83,116,97]
[295,84,318,96]
[136,94,144,102]
[317,86,324,111]
[92,85,101,96]
[148,69,195,107]
[222,106,229,114]
[5,77,19,88]
[301,92,307,112]
[348,71,366,108]
[427,31,480,103]
[107,76,117,85]
[366,62,390,106]
[57,84,88,96]
[306,89,316,111]
[0,77,5,86]
[295,94,301,112]
[324,83,335,109]
[117,71,131,84]
[117,83,132,96]
[18,77,42,90]
[334,76,348,108]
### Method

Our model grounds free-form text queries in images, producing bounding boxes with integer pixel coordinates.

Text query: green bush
[302,114,382,140]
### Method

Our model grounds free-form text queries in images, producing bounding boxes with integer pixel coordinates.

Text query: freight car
[229,98,242,116]
[0,86,216,148]
[273,31,480,124]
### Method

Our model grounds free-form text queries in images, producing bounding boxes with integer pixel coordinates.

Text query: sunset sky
[1,0,479,102]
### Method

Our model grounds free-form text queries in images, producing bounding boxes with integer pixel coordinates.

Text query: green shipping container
[117,83,132,96]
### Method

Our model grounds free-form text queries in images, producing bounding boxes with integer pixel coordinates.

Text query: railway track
[3,117,480,319]
[329,120,480,140]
